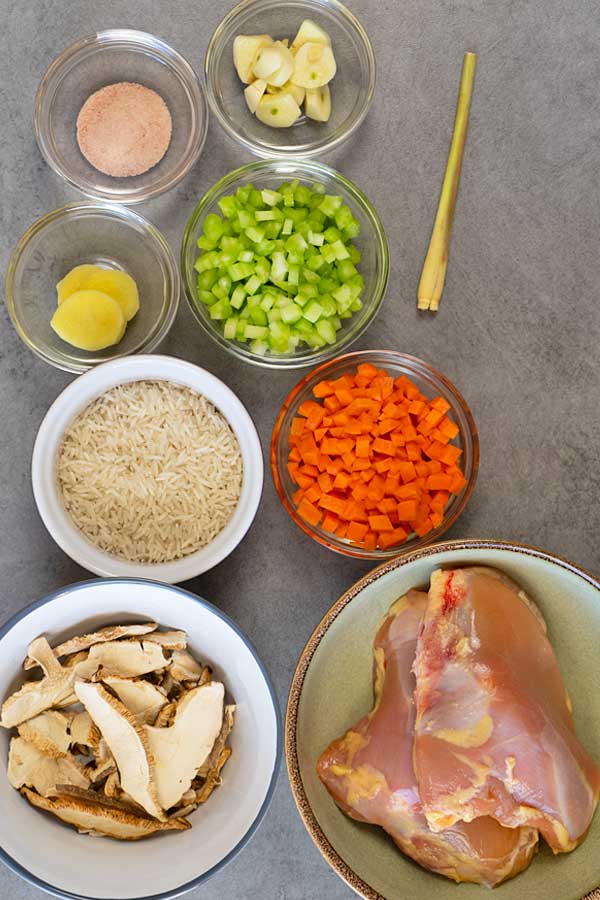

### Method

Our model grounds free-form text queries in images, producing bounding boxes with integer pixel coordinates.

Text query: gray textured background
[1,0,599,898]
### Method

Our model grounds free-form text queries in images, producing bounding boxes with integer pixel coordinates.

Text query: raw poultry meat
[413,566,600,852]
[317,589,538,886]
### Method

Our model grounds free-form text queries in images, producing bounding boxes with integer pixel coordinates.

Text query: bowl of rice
[31,354,263,582]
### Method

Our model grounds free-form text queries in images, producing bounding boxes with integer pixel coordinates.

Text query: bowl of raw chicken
[286,539,600,900]
[0,578,280,900]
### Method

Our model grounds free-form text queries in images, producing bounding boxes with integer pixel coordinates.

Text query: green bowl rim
[285,537,600,900]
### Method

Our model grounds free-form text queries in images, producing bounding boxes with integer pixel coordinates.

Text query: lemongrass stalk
[417,52,477,312]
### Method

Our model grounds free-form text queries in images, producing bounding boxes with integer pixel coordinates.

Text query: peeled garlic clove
[244,78,267,114]
[256,92,301,128]
[291,42,337,89]
[291,18,332,51]
[304,84,331,122]
[233,34,273,83]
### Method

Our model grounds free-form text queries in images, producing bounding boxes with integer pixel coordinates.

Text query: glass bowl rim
[204,0,377,159]
[180,158,390,370]
[33,28,209,204]
[4,200,181,374]
[270,349,480,558]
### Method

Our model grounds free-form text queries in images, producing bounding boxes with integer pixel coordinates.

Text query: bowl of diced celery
[180,159,389,368]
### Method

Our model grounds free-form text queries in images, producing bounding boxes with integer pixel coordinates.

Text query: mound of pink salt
[76,82,172,178]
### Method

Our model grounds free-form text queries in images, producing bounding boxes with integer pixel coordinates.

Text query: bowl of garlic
[205,0,376,158]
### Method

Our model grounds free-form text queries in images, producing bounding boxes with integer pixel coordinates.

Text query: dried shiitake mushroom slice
[76,640,169,682]
[0,638,79,729]
[23,623,159,670]
[18,710,72,758]
[8,737,90,797]
[101,676,168,724]
[21,787,190,841]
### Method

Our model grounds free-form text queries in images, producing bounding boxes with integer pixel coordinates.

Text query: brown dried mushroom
[2,622,234,841]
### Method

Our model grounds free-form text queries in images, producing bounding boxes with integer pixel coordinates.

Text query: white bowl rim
[31,354,264,581]
[0,575,283,900]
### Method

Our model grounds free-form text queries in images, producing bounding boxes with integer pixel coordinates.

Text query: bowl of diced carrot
[270,350,479,558]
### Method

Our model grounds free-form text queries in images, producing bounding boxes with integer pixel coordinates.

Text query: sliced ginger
[51,290,126,351]
[57,264,139,322]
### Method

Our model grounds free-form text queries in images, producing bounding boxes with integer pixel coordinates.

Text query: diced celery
[228,262,254,281]
[318,276,337,294]
[348,244,361,264]
[203,213,224,242]
[285,232,308,255]
[318,195,343,217]
[294,184,312,206]
[249,339,268,356]
[223,316,238,340]
[298,284,319,301]
[330,240,350,261]
[197,268,219,290]
[197,235,217,251]
[337,260,358,281]
[237,209,255,230]
[249,306,268,326]
[218,195,238,217]
[280,303,303,324]
[247,293,262,308]
[230,285,247,309]
[244,324,269,339]
[334,205,354,230]
[194,251,219,273]
[332,315,342,330]
[282,218,293,235]
[288,265,300,285]
[269,320,291,343]
[255,257,270,282]
[238,250,254,263]
[293,318,314,339]
[236,321,248,340]
[255,210,277,222]
[308,231,324,246]
[323,226,341,244]
[270,251,288,283]
[245,226,265,243]
[319,294,337,317]
[244,274,261,296]
[350,297,363,313]
[316,318,337,344]
[321,244,337,265]
[303,300,324,323]
[268,307,282,323]
[343,220,361,241]
[260,294,275,311]
[239,306,251,320]
[249,189,263,208]
[236,185,251,205]
[261,189,283,207]
[333,283,353,312]
[197,289,217,306]
[305,254,325,273]
[255,240,276,257]
[209,299,232,319]
[305,332,327,349]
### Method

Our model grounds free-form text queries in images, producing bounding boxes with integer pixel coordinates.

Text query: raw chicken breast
[413,567,600,852]
[317,589,538,886]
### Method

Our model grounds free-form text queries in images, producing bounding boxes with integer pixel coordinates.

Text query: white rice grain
[57,380,243,564]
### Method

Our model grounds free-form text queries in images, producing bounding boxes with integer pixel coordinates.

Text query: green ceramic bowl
[286,540,600,900]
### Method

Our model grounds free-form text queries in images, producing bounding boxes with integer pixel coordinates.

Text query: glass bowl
[34,29,208,203]
[271,350,480,558]
[180,159,389,370]
[5,202,180,373]
[205,0,376,158]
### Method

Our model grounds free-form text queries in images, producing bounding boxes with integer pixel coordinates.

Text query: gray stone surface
[1,0,599,897]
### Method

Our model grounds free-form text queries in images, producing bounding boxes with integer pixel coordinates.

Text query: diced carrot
[314,427,327,443]
[344,417,363,435]
[298,400,323,418]
[326,457,345,476]
[426,474,452,491]
[363,531,377,550]
[417,418,434,436]
[431,396,451,414]
[398,461,417,484]
[357,362,379,379]
[384,475,400,495]
[295,473,315,489]
[439,417,460,440]
[405,443,421,462]
[355,435,371,458]
[414,517,433,537]
[333,471,351,490]
[347,521,368,542]
[430,511,444,527]
[415,462,429,477]
[323,395,341,412]
[374,458,392,474]
[336,522,348,539]
[287,462,300,481]
[292,488,304,505]
[299,464,318,477]
[449,473,467,494]
[378,497,397,514]
[354,374,371,389]
[390,432,406,448]
[321,512,340,533]
[424,408,444,427]
[291,417,305,436]
[313,380,334,398]
[352,482,369,501]
[382,402,402,419]
[378,526,408,549]
[372,437,395,455]
[441,444,463,465]
[352,458,372,471]
[360,468,376,483]
[304,483,321,504]
[431,490,450,510]
[377,418,398,435]
[408,400,426,416]
[318,472,333,493]
[298,498,322,527]
[335,387,354,406]
[319,494,346,516]
[396,482,419,499]
[397,500,418,521]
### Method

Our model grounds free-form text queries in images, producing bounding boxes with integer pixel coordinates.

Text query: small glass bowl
[205,0,376,158]
[271,350,480,559]
[34,29,208,203]
[5,202,180,373]
[180,159,389,370]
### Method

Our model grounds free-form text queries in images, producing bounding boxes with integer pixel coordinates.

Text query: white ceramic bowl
[0,578,281,900]
[32,355,264,582]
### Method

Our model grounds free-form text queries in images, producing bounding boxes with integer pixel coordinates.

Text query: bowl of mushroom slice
[0,578,280,900]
